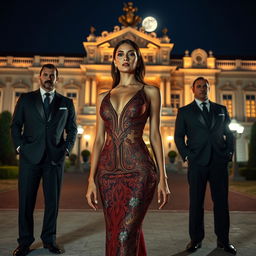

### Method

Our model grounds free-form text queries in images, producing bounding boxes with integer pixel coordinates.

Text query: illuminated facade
[0,4,256,162]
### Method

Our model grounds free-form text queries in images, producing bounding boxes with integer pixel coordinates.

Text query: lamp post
[229,119,245,181]
[76,125,84,171]
[83,134,91,148]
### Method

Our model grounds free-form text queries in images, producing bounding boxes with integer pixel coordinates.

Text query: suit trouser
[18,154,64,246]
[187,153,230,244]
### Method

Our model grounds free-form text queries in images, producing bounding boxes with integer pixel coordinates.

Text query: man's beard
[41,80,54,91]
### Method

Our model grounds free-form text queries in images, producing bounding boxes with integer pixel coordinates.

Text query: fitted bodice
[98,87,156,173]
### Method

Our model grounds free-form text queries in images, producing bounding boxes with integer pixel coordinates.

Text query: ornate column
[235,81,243,121]
[4,77,12,112]
[166,79,171,107]
[91,78,97,105]
[208,78,216,102]
[184,77,193,105]
[84,78,91,105]
[160,78,165,106]
[32,74,40,91]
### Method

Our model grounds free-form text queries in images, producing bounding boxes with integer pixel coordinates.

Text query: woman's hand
[157,178,170,210]
[86,180,98,211]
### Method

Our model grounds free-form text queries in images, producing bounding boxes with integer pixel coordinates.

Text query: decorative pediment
[63,80,81,89]
[12,80,30,89]
[243,82,256,91]
[219,82,236,90]
[171,81,183,90]
[84,26,173,49]
[83,27,173,66]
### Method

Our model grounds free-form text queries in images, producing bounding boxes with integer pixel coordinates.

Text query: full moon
[142,16,158,32]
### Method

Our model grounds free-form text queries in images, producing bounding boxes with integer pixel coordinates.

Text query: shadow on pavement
[170,250,190,256]
[31,217,105,249]
[206,248,229,255]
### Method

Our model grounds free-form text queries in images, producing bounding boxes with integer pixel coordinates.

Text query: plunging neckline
[108,86,144,125]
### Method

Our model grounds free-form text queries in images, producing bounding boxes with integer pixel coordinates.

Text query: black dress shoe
[13,245,30,256]
[186,241,202,252]
[217,241,237,255]
[43,243,65,254]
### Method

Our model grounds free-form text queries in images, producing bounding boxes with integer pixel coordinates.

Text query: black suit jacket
[174,100,234,166]
[11,89,77,164]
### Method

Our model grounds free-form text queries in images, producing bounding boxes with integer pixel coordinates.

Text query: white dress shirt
[195,98,210,112]
[40,87,55,104]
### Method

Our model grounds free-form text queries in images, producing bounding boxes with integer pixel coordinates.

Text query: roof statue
[87,26,96,42]
[118,2,142,27]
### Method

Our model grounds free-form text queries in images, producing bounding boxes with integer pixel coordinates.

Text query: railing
[241,61,256,70]
[170,59,183,67]
[0,56,85,67]
[64,57,85,66]
[0,55,255,70]
[216,60,256,70]
[216,60,236,70]
[40,57,60,64]
[0,58,7,66]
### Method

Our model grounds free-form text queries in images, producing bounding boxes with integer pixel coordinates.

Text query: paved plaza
[0,210,255,256]
[0,171,255,255]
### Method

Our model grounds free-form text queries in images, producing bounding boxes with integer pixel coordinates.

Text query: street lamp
[228,119,245,181]
[76,125,84,171]
[167,135,174,149]
[83,134,91,148]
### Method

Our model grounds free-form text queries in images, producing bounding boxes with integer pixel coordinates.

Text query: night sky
[1,0,255,58]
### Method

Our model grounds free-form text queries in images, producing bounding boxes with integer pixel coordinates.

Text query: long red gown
[97,86,157,256]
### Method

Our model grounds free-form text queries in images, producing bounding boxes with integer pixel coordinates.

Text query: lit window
[67,92,77,98]
[66,91,78,111]
[171,94,180,110]
[222,94,233,117]
[245,94,256,120]
[148,55,153,63]
[103,55,109,62]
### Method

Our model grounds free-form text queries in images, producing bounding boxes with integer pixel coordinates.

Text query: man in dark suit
[174,77,236,255]
[11,64,77,256]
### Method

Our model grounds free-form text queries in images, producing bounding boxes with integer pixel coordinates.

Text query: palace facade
[0,3,256,162]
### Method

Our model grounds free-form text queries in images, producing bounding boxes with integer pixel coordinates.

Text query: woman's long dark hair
[111,39,146,88]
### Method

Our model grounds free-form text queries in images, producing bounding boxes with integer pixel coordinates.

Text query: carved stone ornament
[191,48,207,67]
[118,2,142,27]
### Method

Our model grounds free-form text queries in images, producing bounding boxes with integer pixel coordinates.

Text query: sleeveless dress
[97,86,157,256]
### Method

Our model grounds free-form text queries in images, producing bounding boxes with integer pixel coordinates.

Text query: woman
[86,39,170,256]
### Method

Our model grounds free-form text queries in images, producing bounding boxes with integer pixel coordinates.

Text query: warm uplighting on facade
[167,135,174,149]
[84,134,91,148]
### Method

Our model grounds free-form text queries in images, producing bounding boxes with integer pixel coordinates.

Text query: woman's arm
[86,92,107,210]
[145,85,170,209]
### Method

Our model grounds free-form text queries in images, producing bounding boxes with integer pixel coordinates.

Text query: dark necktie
[43,92,50,118]
[201,102,210,125]
[201,102,208,114]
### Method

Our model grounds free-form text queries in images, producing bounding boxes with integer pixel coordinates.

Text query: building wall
[1,51,256,162]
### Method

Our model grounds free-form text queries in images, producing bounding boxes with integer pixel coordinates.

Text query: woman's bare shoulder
[144,84,160,96]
